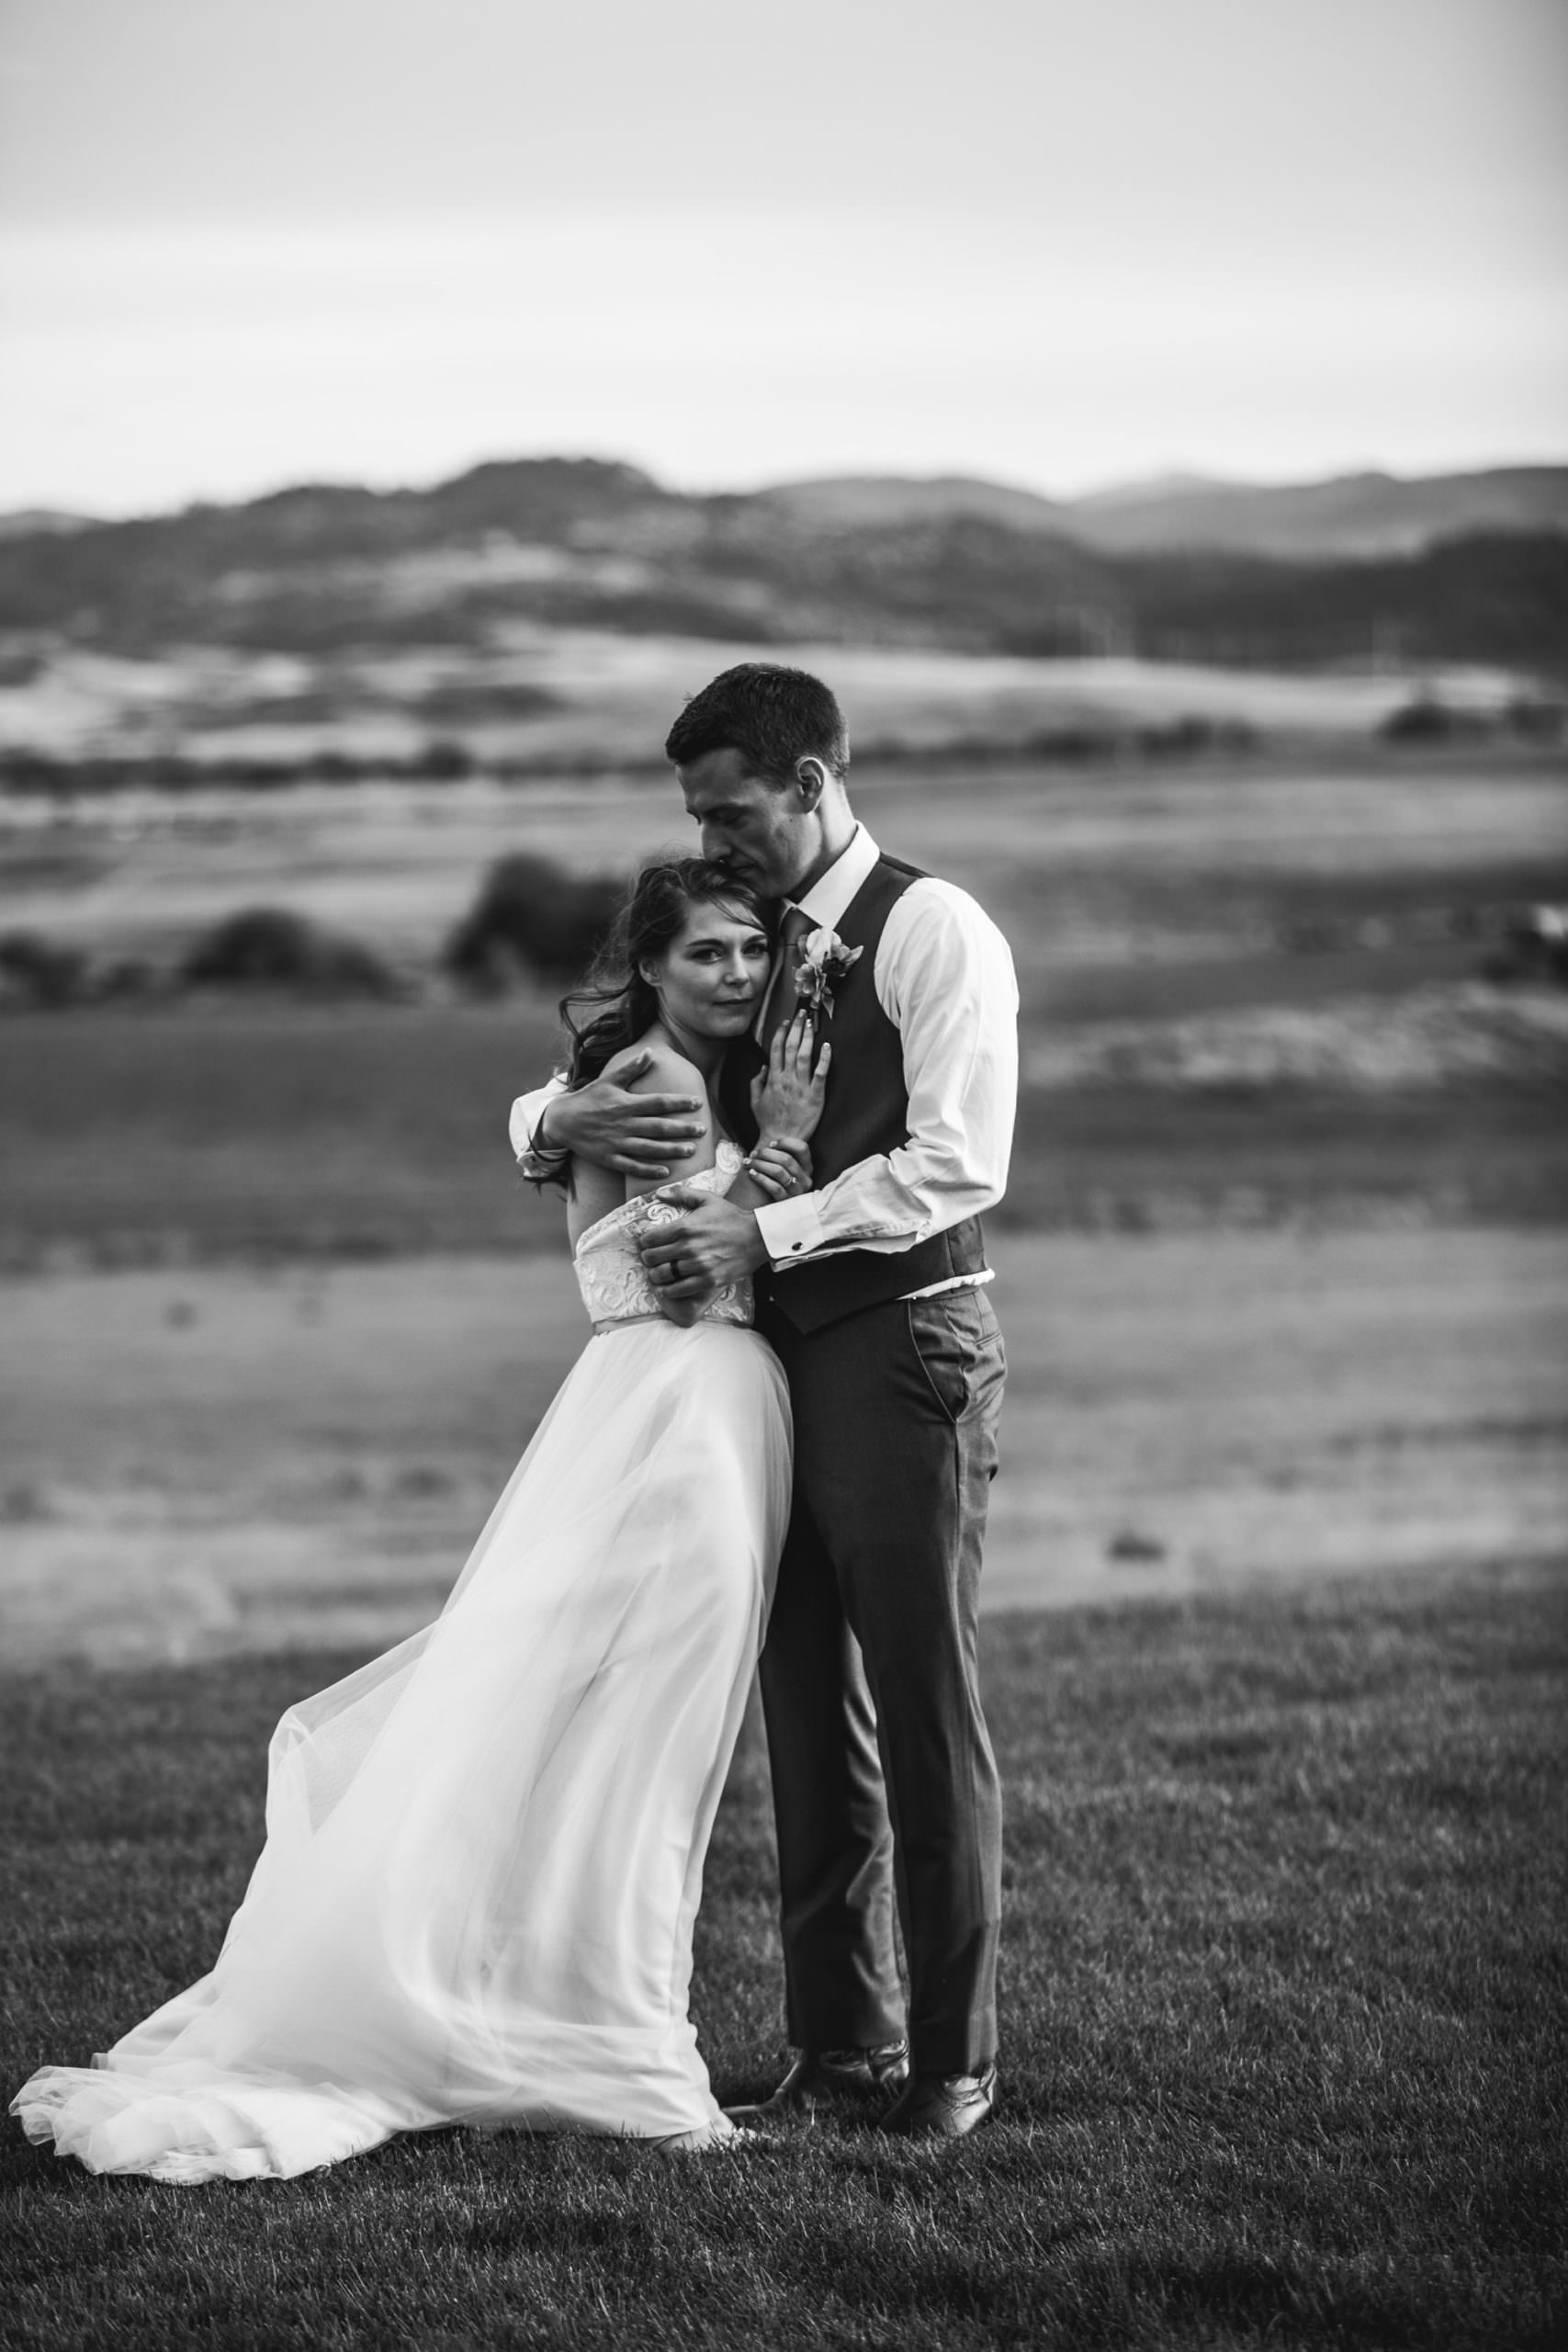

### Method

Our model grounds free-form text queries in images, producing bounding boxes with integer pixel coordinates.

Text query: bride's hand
[741,1136,813,1200]
[750,1010,830,1142]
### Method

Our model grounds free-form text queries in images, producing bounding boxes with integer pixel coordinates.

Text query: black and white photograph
[1,1,1564,2345]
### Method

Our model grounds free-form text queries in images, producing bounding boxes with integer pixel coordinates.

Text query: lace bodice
[573,1142,754,1332]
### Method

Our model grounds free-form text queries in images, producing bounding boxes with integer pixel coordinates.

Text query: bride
[11,858,826,2179]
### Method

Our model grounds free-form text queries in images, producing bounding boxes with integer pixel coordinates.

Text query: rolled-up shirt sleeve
[755,879,1018,1268]
[510,1075,568,1172]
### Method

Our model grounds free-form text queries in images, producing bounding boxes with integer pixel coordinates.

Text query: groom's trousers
[757,1283,1006,2076]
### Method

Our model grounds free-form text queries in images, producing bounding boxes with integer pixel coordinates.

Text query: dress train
[11,1149,790,2179]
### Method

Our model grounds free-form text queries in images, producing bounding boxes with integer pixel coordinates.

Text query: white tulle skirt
[11,1317,791,2180]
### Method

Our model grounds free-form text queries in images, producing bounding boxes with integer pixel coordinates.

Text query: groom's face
[675,747,817,902]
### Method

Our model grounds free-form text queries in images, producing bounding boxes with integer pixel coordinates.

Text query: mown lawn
[3,1565,1564,2349]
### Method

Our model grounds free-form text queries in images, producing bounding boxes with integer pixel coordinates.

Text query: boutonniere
[794,924,863,1021]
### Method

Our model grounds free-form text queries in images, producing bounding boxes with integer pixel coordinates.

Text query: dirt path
[2,1227,1563,1664]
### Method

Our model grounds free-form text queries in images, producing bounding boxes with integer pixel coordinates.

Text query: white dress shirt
[509,824,1019,1286]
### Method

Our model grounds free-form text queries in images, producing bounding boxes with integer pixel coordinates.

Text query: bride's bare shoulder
[611,1035,719,1207]
[603,1038,710,1113]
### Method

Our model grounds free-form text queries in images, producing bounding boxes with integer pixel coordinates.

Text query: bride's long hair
[558,856,773,1093]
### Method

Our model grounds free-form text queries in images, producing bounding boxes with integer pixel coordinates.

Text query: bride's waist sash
[590,1307,756,1336]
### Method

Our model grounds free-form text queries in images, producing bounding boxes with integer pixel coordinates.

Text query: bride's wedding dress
[11,1146,790,2180]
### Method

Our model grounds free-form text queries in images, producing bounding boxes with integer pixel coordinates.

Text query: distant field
[3,746,1563,1667]
[5,750,1564,973]
[0,999,559,1269]
[2,753,1565,1265]
[3,1001,1566,1271]
[3,1229,1564,1665]
[0,628,1546,771]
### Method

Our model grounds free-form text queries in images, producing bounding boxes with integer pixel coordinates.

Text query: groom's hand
[536,1051,705,1179]
[637,1192,769,1300]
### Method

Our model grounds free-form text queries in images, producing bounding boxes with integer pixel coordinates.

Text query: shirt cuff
[510,1081,568,1170]
[756,1192,828,1266]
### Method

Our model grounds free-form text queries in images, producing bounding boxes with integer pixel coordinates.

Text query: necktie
[763,906,814,1049]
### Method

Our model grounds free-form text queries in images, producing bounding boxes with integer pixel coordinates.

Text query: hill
[1062,465,1568,560]
[0,458,1564,677]
[761,464,1568,560]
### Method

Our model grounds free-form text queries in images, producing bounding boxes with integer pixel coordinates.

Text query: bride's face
[644,899,772,1041]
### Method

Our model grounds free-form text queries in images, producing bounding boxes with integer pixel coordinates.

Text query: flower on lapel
[794,924,864,1021]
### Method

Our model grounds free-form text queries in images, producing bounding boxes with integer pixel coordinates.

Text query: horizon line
[9,448,1568,531]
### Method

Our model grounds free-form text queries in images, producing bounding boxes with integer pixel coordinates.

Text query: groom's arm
[510,1058,708,1182]
[755,880,1018,1270]
[509,1076,570,1182]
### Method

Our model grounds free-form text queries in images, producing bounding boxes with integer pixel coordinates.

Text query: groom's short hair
[665,663,850,786]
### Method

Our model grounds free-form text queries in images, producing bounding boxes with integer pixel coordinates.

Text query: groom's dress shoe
[724,2039,910,2124]
[878,2062,998,2140]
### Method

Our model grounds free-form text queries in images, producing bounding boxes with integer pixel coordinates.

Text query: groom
[512,664,1017,2137]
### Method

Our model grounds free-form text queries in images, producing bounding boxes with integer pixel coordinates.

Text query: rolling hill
[760,464,1568,560]
[0,459,1564,678]
[1060,466,1568,560]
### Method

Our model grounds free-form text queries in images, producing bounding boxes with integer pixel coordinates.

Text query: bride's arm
[611,1046,719,1328]
[722,1138,814,1216]
[615,1048,718,1201]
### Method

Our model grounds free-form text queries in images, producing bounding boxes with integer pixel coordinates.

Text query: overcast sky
[2,0,1564,514]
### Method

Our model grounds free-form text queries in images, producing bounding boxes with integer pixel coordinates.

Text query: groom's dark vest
[729,852,988,1337]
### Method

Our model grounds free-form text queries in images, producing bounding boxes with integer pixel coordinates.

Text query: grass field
[2,633,1545,775]
[7,751,1565,974]
[4,752,1564,1268]
[3,741,1565,2344]
[5,996,1568,1272]
[4,1564,1564,2350]
[3,1228,1565,1665]
[3,750,1565,1666]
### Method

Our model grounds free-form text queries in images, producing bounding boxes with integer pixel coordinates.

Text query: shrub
[1135,715,1258,758]
[0,929,87,1008]
[445,854,624,991]
[1483,904,1568,989]
[180,908,397,998]
[1503,696,1567,743]
[1380,696,1482,743]
[419,739,475,780]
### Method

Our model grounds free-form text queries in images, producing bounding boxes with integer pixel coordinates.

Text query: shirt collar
[787,823,880,933]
